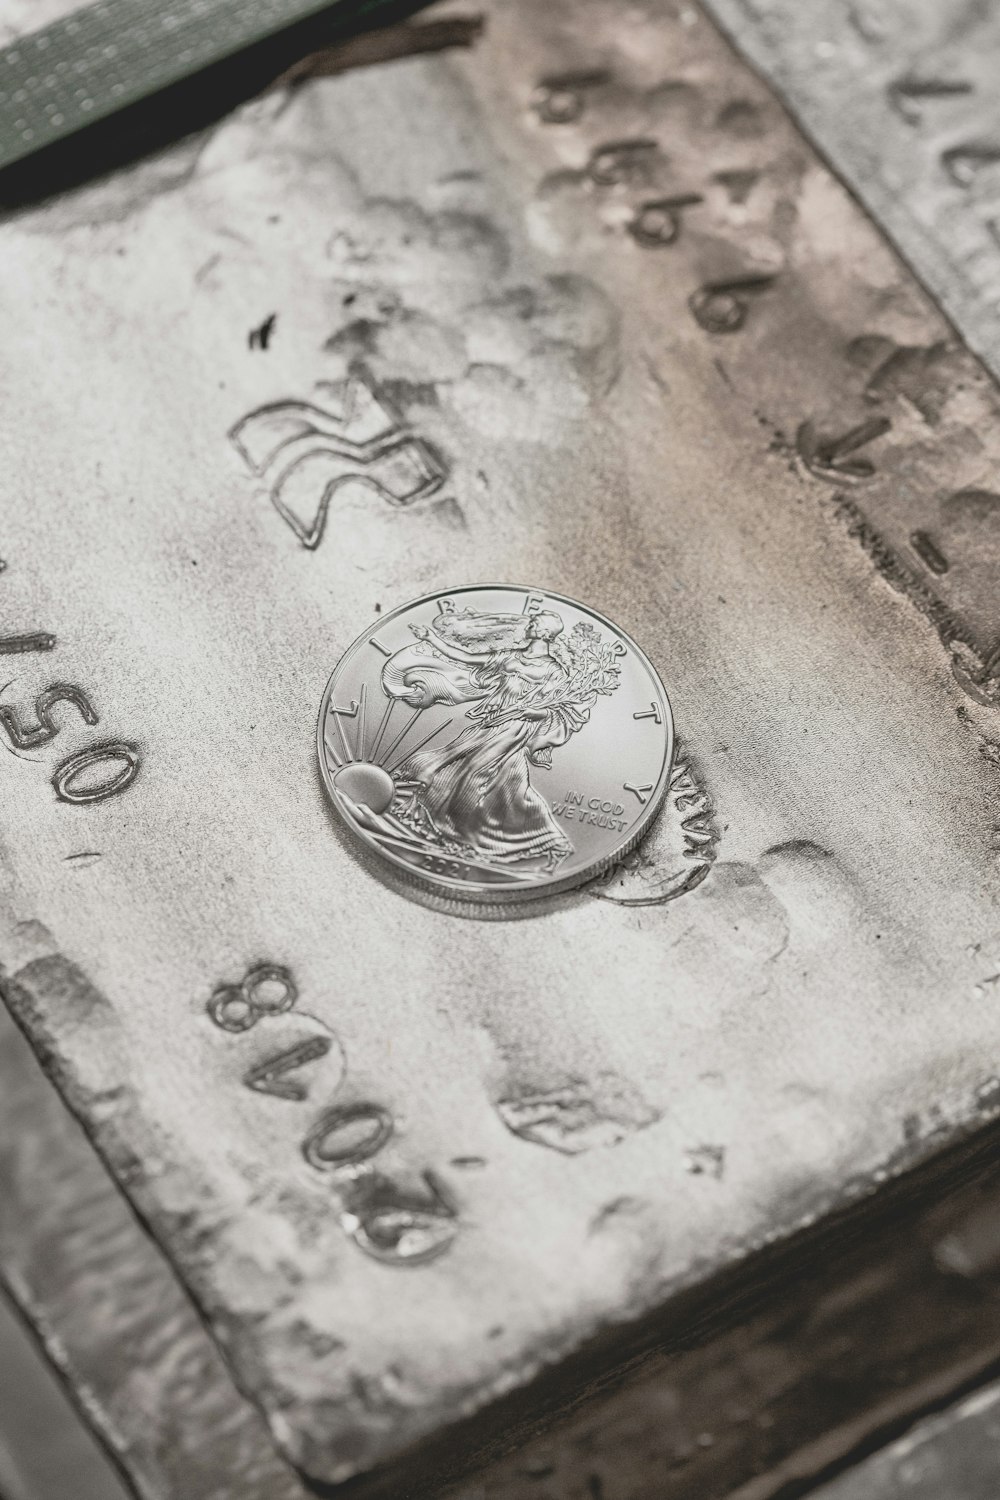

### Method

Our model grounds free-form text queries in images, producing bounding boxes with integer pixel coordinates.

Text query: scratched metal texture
[700,0,1000,706]
[12,924,1000,1500]
[699,1,1000,390]
[4,0,1000,1491]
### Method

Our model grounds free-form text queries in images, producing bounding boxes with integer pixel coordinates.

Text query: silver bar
[3,0,1000,1489]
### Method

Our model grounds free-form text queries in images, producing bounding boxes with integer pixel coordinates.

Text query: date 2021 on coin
[317,586,674,904]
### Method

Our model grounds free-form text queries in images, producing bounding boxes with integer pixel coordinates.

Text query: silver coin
[317,586,674,904]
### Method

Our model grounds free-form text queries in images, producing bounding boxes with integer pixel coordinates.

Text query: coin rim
[316,584,675,904]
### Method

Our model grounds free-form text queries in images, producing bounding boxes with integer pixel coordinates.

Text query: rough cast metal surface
[700,0,1000,387]
[11,966,1000,1500]
[4,0,1000,1489]
[450,1133,1000,1500]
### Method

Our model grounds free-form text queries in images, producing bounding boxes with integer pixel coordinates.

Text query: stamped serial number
[206,961,458,1267]
[0,557,140,803]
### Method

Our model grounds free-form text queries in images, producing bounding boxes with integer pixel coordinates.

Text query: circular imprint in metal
[317,586,674,905]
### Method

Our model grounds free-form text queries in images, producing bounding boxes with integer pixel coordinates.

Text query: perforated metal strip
[0,0,406,171]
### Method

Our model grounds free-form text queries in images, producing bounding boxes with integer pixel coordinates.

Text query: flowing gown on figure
[397,649,587,865]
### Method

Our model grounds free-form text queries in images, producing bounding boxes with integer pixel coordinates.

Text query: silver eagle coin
[317,586,674,904]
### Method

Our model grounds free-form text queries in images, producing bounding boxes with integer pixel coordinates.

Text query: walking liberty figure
[380,599,622,872]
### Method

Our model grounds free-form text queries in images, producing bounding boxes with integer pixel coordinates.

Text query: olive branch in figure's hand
[564,632,622,701]
[481,633,621,727]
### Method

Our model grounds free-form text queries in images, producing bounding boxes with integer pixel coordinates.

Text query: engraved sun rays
[323,681,453,783]
[321,667,537,884]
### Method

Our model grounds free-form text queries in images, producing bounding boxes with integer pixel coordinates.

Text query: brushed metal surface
[3,0,1000,1491]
